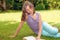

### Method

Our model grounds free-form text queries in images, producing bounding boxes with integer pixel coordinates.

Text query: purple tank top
[26,12,39,34]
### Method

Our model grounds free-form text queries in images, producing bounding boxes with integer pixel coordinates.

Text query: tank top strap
[36,12,40,18]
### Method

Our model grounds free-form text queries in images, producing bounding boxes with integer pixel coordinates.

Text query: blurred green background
[0,0,60,11]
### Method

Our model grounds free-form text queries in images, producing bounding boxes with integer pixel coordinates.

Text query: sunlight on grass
[0,12,22,22]
[0,10,60,24]
[38,10,60,23]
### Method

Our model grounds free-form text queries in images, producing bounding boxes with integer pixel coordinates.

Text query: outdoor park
[0,0,60,40]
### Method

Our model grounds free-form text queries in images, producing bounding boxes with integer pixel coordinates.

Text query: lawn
[0,10,60,40]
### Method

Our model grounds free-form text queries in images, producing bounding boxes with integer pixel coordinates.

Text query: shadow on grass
[0,10,21,14]
[0,21,35,40]
[49,22,60,29]
[0,21,60,40]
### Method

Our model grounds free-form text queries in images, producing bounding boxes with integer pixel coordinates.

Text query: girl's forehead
[26,5,33,9]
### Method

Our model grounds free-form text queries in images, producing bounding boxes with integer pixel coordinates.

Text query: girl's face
[26,5,34,14]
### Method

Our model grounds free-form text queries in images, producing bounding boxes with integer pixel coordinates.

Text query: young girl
[10,1,60,40]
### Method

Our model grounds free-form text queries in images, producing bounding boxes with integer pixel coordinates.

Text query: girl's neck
[30,13,35,16]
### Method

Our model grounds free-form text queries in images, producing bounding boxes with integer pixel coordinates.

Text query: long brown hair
[21,1,35,21]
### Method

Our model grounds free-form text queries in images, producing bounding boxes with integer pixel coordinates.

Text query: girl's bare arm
[37,13,42,39]
[9,21,25,37]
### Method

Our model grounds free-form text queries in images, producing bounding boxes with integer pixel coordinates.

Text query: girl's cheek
[31,9,33,12]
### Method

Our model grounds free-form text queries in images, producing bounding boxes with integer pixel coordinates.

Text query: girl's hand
[36,36,40,40]
[36,38,40,40]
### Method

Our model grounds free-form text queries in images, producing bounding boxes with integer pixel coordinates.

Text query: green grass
[0,10,60,40]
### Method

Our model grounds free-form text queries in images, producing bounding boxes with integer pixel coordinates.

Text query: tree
[0,0,6,11]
